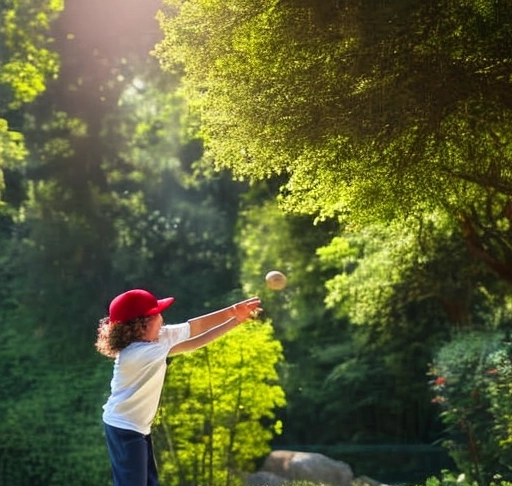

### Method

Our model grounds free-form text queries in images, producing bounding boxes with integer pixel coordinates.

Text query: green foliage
[0,118,26,206]
[0,12,258,486]
[3,1,512,484]
[315,224,449,441]
[0,0,62,108]
[423,469,480,486]
[0,0,62,204]
[236,198,359,443]
[0,236,111,485]
[314,212,512,444]
[318,214,507,329]
[419,469,512,486]
[238,199,334,340]
[155,321,286,486]
[429,331,512,485]
[0,230,105,485]
[0,358,111,486]
[110,67,184,172]
[156,0,512,454]
[155,0,512,282]
[0,118,27,167]
[237,201,453,444]
[155,0,512,210]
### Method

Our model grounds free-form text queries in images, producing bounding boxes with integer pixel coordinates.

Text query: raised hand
[231,297,263,322]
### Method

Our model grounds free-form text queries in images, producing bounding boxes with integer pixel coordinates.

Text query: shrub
[429,332,512,486]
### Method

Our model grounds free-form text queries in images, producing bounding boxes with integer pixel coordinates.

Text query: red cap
[109,289,175,324]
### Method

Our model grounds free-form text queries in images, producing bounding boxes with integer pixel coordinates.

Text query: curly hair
[95,316,151,358]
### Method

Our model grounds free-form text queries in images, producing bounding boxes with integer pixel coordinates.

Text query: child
[95,288,262,486]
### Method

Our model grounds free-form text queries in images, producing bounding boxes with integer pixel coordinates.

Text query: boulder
[243,471,290,486]
[260,450,354,486]
[352,475,390,486]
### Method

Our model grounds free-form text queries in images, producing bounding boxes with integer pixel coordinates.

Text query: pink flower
[435,377,446,386]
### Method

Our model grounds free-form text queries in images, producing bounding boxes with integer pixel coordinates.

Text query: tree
[155,0,512,281]
[0,1,255,484]
[155,321,286,486]
[315,215,511,442]
[155,5,512,464]
[236,200,511,447]
[236,198,348,444]
[0,0,61,108]
[0,0,62,206]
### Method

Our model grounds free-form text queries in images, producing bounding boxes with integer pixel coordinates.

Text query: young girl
[95,288,262,486]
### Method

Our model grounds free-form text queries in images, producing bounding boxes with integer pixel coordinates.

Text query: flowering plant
[429,332,512,485]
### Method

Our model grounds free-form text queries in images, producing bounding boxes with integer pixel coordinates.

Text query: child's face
[144,314,163,342]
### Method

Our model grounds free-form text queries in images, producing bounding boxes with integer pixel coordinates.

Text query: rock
[260,450,354,486]
[352,475,390,486]
[243,471,291,486]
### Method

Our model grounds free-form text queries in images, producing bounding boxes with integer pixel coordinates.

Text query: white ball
[265,270,287,290]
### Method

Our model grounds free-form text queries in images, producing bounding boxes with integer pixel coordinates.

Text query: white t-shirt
[102,322,190,435]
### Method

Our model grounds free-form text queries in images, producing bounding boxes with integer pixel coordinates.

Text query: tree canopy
[156,0,512,281]
[0,0,62,205]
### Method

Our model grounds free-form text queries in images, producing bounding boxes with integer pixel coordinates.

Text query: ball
[265,270,287,290]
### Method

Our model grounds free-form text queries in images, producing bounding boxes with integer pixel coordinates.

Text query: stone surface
[260,450,354,486]
[243,471,290,486]
[352,475,390,486]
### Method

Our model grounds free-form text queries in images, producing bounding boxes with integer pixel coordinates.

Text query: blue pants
[104,423,159,486]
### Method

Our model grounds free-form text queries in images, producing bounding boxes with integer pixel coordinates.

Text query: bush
[429,332,512,486]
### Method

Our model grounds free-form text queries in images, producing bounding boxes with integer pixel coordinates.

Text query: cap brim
[157,297,175,312]
[145,297,175,316]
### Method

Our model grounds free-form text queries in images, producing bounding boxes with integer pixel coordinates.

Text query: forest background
[2,1,512,486]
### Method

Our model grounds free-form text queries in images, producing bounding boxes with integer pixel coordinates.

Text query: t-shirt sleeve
[158,322,190,351]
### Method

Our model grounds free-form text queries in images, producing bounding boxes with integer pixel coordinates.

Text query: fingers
[239,296,261,307]
[249,307,263,319]
[232,297,263,321]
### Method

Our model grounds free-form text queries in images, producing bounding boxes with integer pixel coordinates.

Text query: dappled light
[1,1,512,485]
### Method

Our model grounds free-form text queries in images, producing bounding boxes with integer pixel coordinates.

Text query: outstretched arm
[169,317,238,355]
[169,297,262,356]
[187,297,261,338]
